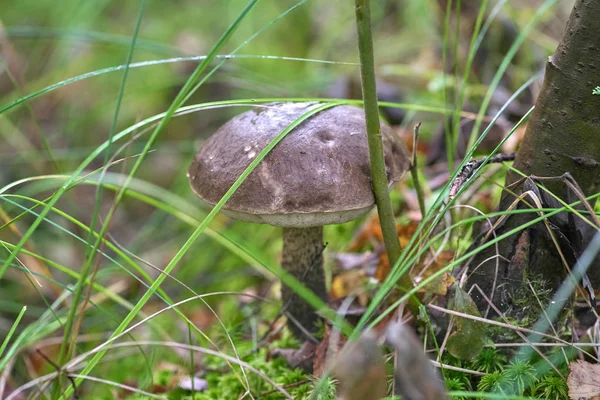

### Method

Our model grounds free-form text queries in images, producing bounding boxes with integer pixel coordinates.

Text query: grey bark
[466,0,600,316]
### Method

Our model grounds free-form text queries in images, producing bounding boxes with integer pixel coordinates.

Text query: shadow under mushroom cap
[188,102,410,227]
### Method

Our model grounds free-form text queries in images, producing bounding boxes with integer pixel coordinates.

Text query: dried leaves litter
[567,360,600,400]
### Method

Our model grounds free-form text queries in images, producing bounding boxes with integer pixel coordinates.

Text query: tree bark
[466,0,600,317]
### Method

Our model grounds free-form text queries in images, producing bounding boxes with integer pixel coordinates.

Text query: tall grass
[0,0,589,398]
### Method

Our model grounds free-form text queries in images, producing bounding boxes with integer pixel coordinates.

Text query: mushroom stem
[281,226,327,340]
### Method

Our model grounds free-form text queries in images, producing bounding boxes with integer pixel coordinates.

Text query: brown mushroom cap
[188,102,410,227]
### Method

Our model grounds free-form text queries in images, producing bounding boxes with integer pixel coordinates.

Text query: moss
[128,333,335,400]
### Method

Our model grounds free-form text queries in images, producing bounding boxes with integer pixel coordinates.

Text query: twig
[449,153,516,199]
[257,379,311,398]
[35,349,79,399]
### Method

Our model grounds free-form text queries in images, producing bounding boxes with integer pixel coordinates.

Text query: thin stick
[257,379,311,398]
[449,153,516,199]
[354,0,403,278]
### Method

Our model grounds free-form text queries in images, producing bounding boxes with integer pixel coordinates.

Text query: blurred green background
[0,0,574,398]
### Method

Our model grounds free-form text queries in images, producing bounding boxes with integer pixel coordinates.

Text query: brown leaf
[375,252,391,282]
[413,250,456,296]
[270,341,317,372]
[415,271,455,296]
[568,360,600,400]
[313,324,347,377]
[332,331,388,400]
[386,322,449,400]
[330,270,368,305]
[373,221,420,281]
[349,215,385,251]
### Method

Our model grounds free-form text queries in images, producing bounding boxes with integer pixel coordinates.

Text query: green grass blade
[0,97,454,281]
[63,103,340,398]
[51,3,147,390]
[352,72,541,337]
[0,56,356,115]
[0,306,26,359]
[4,26,178,55]
[467,0,558,149]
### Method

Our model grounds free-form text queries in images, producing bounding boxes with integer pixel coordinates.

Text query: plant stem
[410,123,427,219]
[354,0,402,268]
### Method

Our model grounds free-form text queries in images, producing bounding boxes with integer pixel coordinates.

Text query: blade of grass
[0,57,356,115]
[60,102,344,399]
[451,0,488,151]
[352,72,542,338]
[441,0,455,170]
[179,0,311,106]
[52,3,260,395]
[4,26,178,55]
[466,0,558,150]
[51,4,146,393]
[0,306,26,359]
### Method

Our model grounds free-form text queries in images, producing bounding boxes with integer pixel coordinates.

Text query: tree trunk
[466,0,600,318]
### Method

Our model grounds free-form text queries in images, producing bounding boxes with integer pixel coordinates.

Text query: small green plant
[304,377,337,400]
[130,348,318,400]
[593,86,600,95]
[504,359,538,395]
[444,377,469,400]
[470,347,507,373]
[475,357,548,397]
[532,372,568,400]
[477,371,511,394]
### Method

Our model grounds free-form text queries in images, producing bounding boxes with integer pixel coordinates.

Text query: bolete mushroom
[188,102,410,340]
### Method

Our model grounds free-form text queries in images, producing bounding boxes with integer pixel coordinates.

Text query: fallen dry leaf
[349,216,418,252]
[332,331,388,400]
[413,250,456,296]
[349,215,385,251]
[568,360,600,400]
[414,271,455,296]
[330,270,368,305]
[386,322,449,400]
[375,252,391,282]
[270,341,317,372]
[313,324,348,377]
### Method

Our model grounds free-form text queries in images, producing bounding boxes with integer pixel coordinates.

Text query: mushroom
[188,102,410,340]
